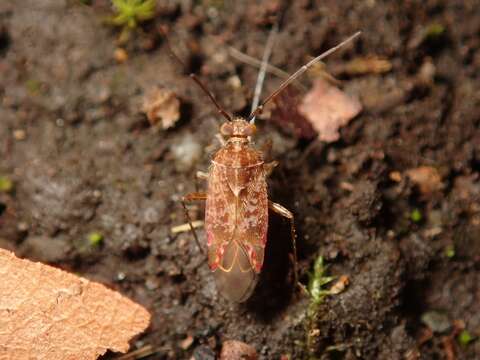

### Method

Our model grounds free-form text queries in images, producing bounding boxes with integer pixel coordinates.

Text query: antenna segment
[248,31,361,122]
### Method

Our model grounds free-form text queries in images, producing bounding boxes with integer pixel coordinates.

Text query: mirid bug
[168,29,361,302]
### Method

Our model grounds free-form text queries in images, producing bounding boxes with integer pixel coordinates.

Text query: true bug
[169,29,361,302]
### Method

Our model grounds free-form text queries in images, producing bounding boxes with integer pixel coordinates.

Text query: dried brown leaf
[142,86,180,129]
[406,166,443,195]
[220,340,258,360]
[329,275,349,295]
[298,78,362,142]
[0,248,150,360]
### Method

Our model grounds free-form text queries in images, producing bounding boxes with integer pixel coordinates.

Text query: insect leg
[182,192,207,255]
[215,133,226,146]
[196,171,208,180]
[269,201,303,292]
[263,161,278,177]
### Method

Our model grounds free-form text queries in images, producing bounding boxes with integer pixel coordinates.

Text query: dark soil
[1,1,480,359]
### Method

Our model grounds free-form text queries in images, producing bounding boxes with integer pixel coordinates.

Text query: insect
[168,29,361,302]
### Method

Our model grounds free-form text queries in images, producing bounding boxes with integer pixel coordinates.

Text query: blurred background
[1,1,479,359]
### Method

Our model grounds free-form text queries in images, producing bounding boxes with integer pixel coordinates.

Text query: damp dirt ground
[1,1,480,359]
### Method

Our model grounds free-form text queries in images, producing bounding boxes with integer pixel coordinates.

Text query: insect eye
[246,124,257,136]
[220,123,233,136]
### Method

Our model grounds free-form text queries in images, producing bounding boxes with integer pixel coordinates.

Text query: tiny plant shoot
[305,255,334,358]
[110,0,156,29]
[88,232,104,247]
[0,176,13,193]
[308,256,335,305]
[107,0,156,43]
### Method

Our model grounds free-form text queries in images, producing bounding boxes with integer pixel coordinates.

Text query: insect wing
[205,164,268,302]
[236,164,269,272]
[213,239,258,302]
[205,163,236,269]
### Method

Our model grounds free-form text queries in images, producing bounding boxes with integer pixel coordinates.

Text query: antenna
[160,28,233,122]
[250,22,278,124]
[248,31,361,122]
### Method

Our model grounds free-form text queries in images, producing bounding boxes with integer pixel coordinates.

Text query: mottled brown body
[205,131,268,301]
[182,118,297,302]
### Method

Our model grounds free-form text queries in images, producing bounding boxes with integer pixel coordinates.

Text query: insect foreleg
[194,171,208,192]
[269,201,301,292]
[182,192,207,255]
[215,133,226,146]
[196,171,208,180]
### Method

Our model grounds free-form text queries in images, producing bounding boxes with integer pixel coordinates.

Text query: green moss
[411,208,422,223]
[0,176,13,193]
[445,244,455,259]
[25,79,41,95]
[458,330,475,346]
[103,0,156,43]
[88,232,104,247]
[425,23,445,39]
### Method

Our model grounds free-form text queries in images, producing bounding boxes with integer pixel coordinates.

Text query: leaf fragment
[141,86,181,129]
[406,166,443,195]
[298,78,362,142]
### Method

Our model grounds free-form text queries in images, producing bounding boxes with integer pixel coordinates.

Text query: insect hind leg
[269,201,306,294]
[181,192,207,255]
[264,160,278,177]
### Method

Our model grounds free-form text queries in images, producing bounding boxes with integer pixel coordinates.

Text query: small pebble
[171,133,202,172]
[421,311,451,333]
[389,171,402,182]
[17,222,29,233]
[179,335,194,350]
[145,276,160,291]
[13,129,26,140]
[116,271,126,281]
[227,75,241,89]
[114,47,128,63]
